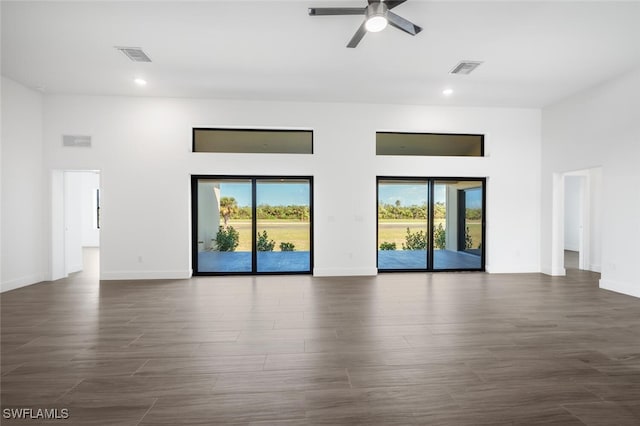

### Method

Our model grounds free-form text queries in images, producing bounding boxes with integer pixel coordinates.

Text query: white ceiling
[2,0,640,108]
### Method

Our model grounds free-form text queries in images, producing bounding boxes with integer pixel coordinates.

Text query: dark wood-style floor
[2,249,640,425]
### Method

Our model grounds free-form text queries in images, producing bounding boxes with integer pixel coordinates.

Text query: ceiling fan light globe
[365,16,388,32]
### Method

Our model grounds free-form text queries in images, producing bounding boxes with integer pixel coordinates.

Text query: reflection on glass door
[433,180,483,270]
[256,179,311,273]
[377,180,429,270]
[377,177,485,272]
[193,176,313,275]
[459,187,483,256]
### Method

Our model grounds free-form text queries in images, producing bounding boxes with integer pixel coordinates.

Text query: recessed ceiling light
[134,78,147,86]
[442,88,454,96]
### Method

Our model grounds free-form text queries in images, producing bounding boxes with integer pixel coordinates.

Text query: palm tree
[219,196,238,227]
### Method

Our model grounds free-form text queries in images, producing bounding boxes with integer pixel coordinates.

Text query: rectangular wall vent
[63,135,92,147]
[115,46,152,62]
[450,61,483,75]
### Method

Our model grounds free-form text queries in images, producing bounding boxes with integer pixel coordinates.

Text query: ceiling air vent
[63,135,92,148]
[450,61,483,75]
[115,46,152,62]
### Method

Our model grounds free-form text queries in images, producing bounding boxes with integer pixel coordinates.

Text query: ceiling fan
[308,0,422,48]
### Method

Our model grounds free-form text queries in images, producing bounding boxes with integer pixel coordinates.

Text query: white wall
[589,167,603,272]
[197,181,219,251]
[42,95,541,279]
[1,77,45,292]
[64,171,83,273]
[564,176,581,251]
[542,67,640,297]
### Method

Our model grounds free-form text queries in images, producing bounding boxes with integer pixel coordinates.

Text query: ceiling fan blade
[347,21,368,48]
[387,11,422,36]
[308,7,366,16]
[383,0,407,10]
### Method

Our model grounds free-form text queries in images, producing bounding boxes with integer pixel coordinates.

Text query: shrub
[434,223,446,249]
[379,241,397,251]
[280,242,295,252]
[215,225,239,252]
[464,226,473,249]
[257,230,275,251]
[402,228,427,250]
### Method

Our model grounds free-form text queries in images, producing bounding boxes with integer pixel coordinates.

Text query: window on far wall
[192,176,313,275]
[376,132,484,157]
[193,128,313,154]
[377,177,485,272]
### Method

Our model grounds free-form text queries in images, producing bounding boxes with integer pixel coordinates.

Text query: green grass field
[225,219,311,252]
[221,219,481,252]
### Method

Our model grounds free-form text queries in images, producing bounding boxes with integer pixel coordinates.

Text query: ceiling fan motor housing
[367,2,388,19]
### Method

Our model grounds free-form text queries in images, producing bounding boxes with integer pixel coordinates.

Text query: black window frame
[376,176,486,273]
[191,174,314,276]
[376,132,485,157]
[192,128,314,154]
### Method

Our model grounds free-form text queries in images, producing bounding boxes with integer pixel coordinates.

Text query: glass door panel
[256,179,312,273]
[460,187,483,256]
[377,179,429,270]
[196,178,253,273]
[432,180,483,270]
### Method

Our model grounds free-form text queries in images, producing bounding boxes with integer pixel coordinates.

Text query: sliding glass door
[256,179,311,273]
[377,177,485,272]
[377,180,429,270]
[193,176,313,275]
[432,180,484,270]
[195,178,253,273]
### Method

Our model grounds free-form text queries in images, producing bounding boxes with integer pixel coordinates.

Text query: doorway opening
[551,167,602,275]
[51,170,101,280]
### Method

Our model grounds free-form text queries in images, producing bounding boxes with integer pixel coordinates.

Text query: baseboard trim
[541,266,566,276]
[589,263,602,273]
[599,278,640,299]
[1,273,46,293]
[313,267,378,277]
[487,265,541,274]
[100,270,192,280]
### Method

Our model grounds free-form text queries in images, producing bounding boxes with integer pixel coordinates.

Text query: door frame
[50,169,101,281]
[376,176,486,272]
[191,175,314,276]
[550,168,601,274]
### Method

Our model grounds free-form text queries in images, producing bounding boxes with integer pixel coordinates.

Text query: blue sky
[378,183,482,208]
[220,182,309,207]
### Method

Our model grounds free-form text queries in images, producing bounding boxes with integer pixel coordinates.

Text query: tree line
[220,197,310,222]
[378,202,481,220]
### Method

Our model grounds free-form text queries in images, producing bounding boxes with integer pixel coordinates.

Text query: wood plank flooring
[2,249,640,425]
